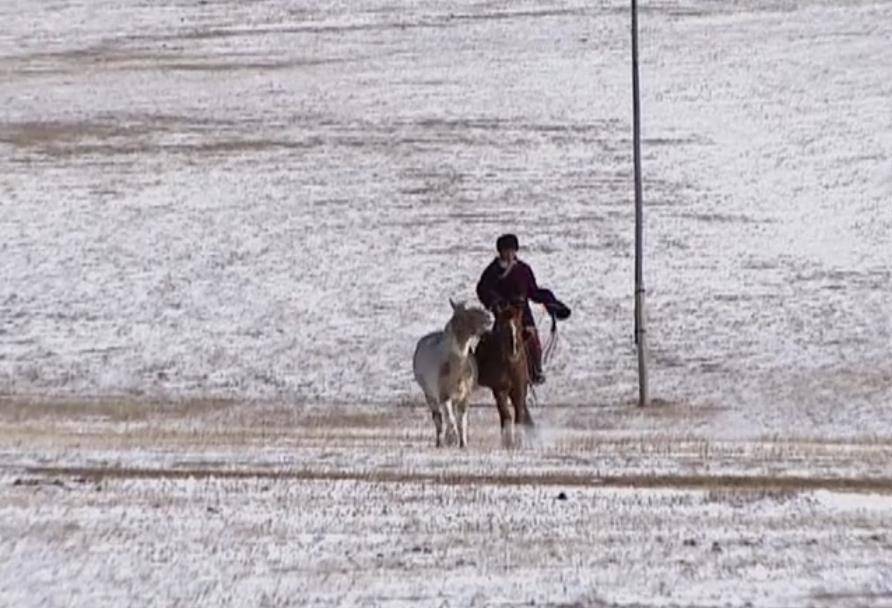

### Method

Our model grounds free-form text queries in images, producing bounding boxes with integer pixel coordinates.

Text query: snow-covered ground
[1,0,891,605]
[1,0,889,438]
[2,400,892,607]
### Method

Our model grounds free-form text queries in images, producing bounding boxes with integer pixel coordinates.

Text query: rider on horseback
[476,233,570,385]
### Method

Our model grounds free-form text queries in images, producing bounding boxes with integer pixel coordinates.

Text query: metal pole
[631,0,649,407]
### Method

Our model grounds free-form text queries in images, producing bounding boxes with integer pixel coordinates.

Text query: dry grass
[0,120,149,148]
[0,107,327,160]
[2,42,347,77]
[0,394,234,423]
[21,464,892,495]
[0,396,421,454]
[0,118,320,158]
[4,397,892,504]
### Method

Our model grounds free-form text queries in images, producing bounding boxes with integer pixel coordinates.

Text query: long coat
[476,258,557,328]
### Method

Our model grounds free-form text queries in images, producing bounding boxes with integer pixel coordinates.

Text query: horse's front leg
[494,391,513,448]
[509,385,534,447]
[510,384,533,428]
[443,399,459,446]
[456,399,470,448]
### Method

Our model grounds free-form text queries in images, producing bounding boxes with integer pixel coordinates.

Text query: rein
[495,319,523,363]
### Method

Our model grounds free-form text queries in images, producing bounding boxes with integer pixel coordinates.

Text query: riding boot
[524,328,545,385]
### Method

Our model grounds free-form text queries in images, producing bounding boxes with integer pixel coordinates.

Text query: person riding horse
[476,233,570,384]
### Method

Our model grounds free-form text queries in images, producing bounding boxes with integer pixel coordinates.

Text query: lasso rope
[542,309,560,365]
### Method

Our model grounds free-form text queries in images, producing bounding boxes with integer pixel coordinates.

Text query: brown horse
[474,302,534,447]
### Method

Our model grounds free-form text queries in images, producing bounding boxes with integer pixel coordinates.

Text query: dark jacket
[476,258,557,327]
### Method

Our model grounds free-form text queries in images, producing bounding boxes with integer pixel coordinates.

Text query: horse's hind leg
[431,408,444,447]
[427,396,444,447]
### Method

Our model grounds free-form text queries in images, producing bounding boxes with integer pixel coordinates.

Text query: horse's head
[448,299,491,341]
[493,301,525,361]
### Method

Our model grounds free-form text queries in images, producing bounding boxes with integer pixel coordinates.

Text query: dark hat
[496,233,519,252]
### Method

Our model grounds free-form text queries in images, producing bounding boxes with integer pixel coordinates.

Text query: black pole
[631,0,649,407]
